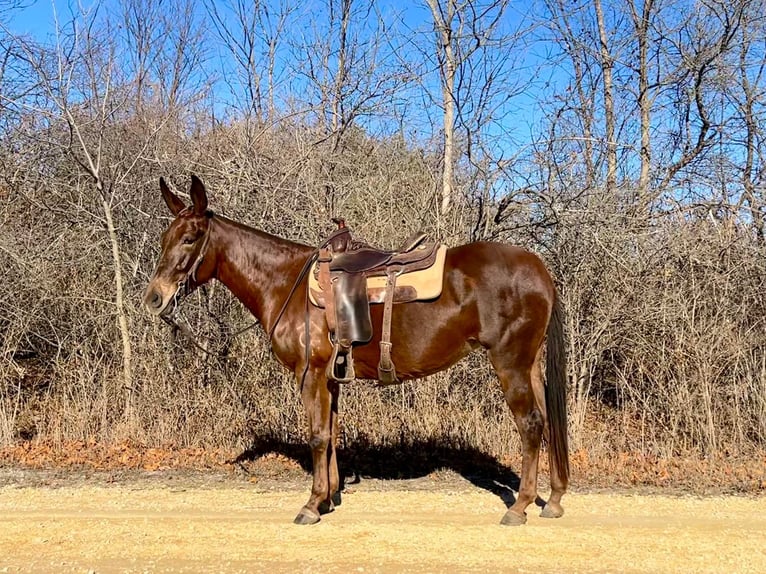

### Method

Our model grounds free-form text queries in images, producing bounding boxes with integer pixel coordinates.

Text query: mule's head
[144,175,214,317]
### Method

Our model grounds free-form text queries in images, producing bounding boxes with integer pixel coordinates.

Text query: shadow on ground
[231,434,542,509]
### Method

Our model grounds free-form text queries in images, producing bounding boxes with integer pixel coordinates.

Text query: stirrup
[327,341,356,383]
[377,362,398,385]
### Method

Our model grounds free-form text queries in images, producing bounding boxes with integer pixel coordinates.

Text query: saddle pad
[309,245,447,308]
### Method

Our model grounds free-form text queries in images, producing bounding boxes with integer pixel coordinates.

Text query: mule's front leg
[294,368,338,525]
[326,380,342,511]
[317,380,341,515]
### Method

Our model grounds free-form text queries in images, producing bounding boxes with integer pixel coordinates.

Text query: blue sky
[7,0,550,125]
[6,0,73,38]
[4,0,576,200]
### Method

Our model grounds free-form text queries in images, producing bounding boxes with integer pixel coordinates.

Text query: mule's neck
[208,215,313,334]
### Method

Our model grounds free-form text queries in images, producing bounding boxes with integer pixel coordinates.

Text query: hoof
[318,499,335,515]
[540,502,564,519]
[332,490,342,507]
[293,507,321,525]
[500,509,527,526]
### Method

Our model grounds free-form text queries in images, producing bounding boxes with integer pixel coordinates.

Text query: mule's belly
[348,289,481,381]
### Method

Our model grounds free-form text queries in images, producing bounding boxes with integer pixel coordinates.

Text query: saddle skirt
[308,245,448,308]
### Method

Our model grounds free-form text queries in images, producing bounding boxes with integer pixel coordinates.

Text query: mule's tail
[545,292,570,481]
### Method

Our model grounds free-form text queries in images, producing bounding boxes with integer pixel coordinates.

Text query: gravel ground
[0,469,764,573]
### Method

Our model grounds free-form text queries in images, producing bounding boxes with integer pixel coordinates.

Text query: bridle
[160,210,260,357]
[177,208,213,297]
[157,209,212,323]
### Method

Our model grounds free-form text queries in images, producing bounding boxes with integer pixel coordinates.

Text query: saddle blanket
[308,245,448,307]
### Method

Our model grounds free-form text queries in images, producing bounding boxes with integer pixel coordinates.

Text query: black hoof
[332,490,342,507]
[318,499,335,515]
[293,507,320,525]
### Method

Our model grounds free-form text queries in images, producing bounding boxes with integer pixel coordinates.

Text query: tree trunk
[632,0,653,209]
[594,0,616,195]
[101,194,134,418]
[736,23,765,242]
[441,58,455,214]
[428,0,457,215]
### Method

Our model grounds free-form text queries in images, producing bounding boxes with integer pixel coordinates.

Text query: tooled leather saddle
[312,219,446,385]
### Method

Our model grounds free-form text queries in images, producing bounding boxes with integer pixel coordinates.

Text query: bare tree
[424,0,510,216]
[730,2,766,241]
[426,0,458,215]
[654,0,743,197]
[120,0,161,113]
[538,0,622,206]
[544,0,598,190]
[206,0,293,122]
[628,0,654,204]
[2,1,209,418]
[289,0,404,215]
[154,0,207,111]
[16,9,138,416]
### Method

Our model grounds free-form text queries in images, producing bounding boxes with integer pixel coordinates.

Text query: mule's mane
[212,212,314,254]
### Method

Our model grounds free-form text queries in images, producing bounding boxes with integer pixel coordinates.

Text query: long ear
[160,177,186,216]
[189,174,208,215]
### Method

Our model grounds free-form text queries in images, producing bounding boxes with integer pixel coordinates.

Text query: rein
[266,225,350,341]
[265,226,350,388]
[161,309,261,359]
[266,249,319,341]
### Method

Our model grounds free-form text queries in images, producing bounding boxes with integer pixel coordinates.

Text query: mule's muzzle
[143,285,176,317]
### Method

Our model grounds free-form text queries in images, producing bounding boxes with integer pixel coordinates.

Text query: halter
[162,210,260,358]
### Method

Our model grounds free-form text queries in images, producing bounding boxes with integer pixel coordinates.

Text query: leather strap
[377,266,401,384]
[318,248,336,333]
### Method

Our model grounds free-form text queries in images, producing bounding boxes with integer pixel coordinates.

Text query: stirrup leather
[376,267,400,385]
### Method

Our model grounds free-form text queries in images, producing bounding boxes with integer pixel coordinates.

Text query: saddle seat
[328,231,430,274]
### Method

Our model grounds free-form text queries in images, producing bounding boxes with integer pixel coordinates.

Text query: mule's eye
[182,236,196,245]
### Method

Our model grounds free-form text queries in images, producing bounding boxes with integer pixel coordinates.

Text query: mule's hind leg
[530,356,567,518]
[490,352,544,526]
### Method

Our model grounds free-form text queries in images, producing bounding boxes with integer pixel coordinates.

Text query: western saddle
[316,219,441,385]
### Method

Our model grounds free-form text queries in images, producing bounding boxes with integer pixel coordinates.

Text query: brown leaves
[0,440,231,472]
[0,440,763,494]
[570,449,766,494]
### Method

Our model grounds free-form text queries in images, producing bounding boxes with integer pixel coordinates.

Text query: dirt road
[0,470,764,573]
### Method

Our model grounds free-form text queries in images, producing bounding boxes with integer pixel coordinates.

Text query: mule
[144,175,569,525]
